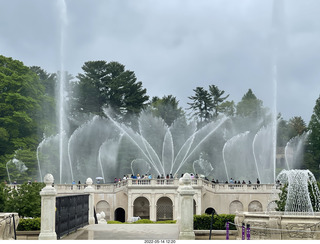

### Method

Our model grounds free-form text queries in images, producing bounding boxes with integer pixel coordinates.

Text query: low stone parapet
[235,211,320,240]
[0,213,19,240]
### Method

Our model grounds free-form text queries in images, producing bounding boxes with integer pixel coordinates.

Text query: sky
[1,0,320,123]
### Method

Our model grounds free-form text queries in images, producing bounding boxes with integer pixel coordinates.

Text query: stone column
[38,174,57,240]
[84,178,95,225]
[177,173,195,240]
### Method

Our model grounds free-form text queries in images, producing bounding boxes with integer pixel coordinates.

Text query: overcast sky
[1,0,320,123]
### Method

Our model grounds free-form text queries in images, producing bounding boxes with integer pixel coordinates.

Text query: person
[248,180,252,185]
[157,175,160,179]
[216,179,219,184]
[257,178,260,184]
[195,174,199,179]
[148,174,152,179]
[242,180,246,184]
[170,174,173,179]
[166,174,169,179]
[161,174,164,179]
[190,173,194,179]
[114,178,118,183]
[211,179,215,184]
[72,180,76,185]
[137,174,141,179]
[123,175,127,180]
[229,178,234,184]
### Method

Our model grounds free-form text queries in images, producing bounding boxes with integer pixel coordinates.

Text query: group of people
[210,178,261,185]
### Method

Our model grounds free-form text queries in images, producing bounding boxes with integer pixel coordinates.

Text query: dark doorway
[115,208,125,222]
[205,207,215,215]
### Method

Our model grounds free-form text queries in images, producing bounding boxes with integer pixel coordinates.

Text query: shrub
[156,220,176,224]
[17,217,41,231]
[106,220,124,224]
[193,214,236,230]
[133,219,154,224]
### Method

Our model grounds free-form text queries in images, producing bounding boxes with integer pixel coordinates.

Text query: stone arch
[248,200,263,212]
[156,197,173,221]
[114,207,125,222]
[229,200,243,214]
[133,196,150,219]
[193,199,197,215]
[96,200,111,221]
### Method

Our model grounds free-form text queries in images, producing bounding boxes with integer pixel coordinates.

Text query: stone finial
[86,178,93,185]
[44,174,54,186]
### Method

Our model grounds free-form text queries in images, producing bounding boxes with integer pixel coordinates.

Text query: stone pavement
[62,224,180,240]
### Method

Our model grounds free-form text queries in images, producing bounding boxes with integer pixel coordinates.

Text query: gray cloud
[1,0,320,122]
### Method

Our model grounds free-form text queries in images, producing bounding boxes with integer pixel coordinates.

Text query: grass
[106,219,177,224]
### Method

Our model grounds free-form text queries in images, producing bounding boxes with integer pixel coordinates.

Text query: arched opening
[193,199,197,215]
[157,197,173,221]
[205,207,216,215]
[133,197,150,219]
[229,200,243,214]
[248,200,263,212]
[114,208,125,222]
[96,200,111,221]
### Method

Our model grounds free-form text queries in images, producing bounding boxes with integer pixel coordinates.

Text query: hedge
[17,217,41,231]
[193,214,236,230]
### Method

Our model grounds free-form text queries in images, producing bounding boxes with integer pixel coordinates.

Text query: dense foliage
[193,214,236,230]
[2,182,45,217]
[17,217,41,231]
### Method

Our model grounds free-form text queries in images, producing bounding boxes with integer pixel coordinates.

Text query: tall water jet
[57,0,70,183]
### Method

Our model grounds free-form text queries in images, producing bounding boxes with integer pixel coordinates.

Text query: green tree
[149,95,185,126]
[72,60,149,122]
[4,182,45,217]
[208,85,229,119]
[188,87,212,123]
[304,96,320,180]
[236,89,264,118]
[0,55,49,181]
[288,116,307,138]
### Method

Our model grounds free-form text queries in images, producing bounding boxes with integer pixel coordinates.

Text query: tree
[149,95,185,126]
[188,87,211,123]
[208,85,229,119]
[304,96,320,180]
[288,116,307,138]
[0,55,49,181]
[236,89,264,118]
[72,60,149,122]
[3,182,45,217]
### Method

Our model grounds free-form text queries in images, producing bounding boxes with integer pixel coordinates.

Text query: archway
[229,200,243,214]
[248,200,263,212]
[133,197,150,219]
[205,207,215,215]
[114,208,125,222]
[157,197,173,221]
[193,199,197,215]
[96,200,111,221]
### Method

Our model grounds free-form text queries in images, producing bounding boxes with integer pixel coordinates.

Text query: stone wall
[235,211,320,240]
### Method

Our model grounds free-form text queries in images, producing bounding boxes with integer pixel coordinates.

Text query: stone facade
[55,177,280,222]
[0,213,19,240]
[235,211,320,240]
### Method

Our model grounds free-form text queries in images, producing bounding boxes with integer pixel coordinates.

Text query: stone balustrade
[54,178,277,194]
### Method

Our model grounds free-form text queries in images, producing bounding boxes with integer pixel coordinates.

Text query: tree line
[1,54,320,182]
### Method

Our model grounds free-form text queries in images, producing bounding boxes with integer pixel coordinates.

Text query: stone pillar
[177,173,195,240]
[84,178,95,225]
[268,216,281,239]
[127,193,133,222]
[38,174,57,240]
[150,193,156,222]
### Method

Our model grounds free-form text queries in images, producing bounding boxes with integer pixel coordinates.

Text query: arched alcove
[157,197,173,221]
[248,200,263,212]
[133,196,150,219]
[229,200,243,214]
